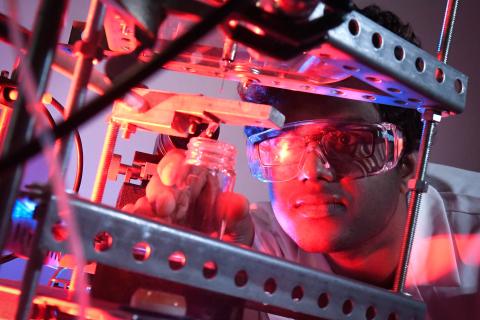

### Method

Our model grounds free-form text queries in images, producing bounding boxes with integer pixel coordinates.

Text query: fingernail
[161,162,176,186]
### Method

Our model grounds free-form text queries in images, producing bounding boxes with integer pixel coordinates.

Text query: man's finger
[192,173,221,231]
[146,175,178,220]
[146,175,163,202]
[157,149,187,186]
[153,192,176,223]
[134,197,154,217]
[216,192,253,246]
[122,203,135,213]
[216,192,249,223]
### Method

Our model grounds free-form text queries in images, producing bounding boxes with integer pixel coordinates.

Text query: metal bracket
[407,179,429,193]
[111,88,285,137]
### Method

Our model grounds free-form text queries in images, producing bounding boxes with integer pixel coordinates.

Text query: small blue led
[11,198,37,221]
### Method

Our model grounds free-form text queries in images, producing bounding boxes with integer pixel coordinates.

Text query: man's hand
[122,149,254,246]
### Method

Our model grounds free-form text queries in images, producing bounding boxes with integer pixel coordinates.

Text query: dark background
[355,0,480,172]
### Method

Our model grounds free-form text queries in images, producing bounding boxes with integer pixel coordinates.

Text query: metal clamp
[407,179,429,193]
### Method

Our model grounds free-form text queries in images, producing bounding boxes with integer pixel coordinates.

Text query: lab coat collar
[406,185,461,295]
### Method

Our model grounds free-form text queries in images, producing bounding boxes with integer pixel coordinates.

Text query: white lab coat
[248,163,480,320]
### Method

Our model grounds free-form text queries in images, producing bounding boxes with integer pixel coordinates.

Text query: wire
[0,91,84,192]
[0,0,250,173]
[2,14,84,193]
[49,98,84,193]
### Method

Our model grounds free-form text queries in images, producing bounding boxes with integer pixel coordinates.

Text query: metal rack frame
[0,0,466,318]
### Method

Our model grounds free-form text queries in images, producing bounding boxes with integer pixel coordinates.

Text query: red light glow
[407,234,480,287]
[0,284,115,320]
[228,20,238,28]
[7,89,18,101]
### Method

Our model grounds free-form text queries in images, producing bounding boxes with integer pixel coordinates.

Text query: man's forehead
[274,91,380,124]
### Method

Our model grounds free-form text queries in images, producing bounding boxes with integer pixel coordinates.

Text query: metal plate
[41,196,425,320]
[111,88,285,136]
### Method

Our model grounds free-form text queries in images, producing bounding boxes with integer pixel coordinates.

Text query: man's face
[267,91,407,253]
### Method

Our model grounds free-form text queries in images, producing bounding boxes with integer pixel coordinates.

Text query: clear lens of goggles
[246,120,404,182]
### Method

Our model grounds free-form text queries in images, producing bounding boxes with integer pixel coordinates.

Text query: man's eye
[338,133,356,145]
[328,132,358,146]
[324,132,359,154]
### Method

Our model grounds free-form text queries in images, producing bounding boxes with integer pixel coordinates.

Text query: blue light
[12,198,37,220]
[298,56,318,73]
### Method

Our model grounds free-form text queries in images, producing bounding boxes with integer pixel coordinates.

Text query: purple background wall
[0,0,479,207]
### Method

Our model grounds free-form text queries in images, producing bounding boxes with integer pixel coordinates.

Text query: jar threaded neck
[185,137,236,171]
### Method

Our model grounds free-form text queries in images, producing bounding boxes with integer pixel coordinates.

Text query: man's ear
[399,152,417,194]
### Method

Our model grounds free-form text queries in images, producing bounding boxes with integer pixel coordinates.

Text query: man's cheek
[339,178,361,205]
[340,175,387,202]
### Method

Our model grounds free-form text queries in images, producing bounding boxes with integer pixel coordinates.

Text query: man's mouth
[293,196,346,218]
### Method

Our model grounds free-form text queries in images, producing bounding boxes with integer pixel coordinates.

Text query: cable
[49,98,84,193]
[72,128,84,193]
[0,91,84,192]
[0,0,250,173]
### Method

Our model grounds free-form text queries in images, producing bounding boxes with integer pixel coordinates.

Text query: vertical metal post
[0,0,68,256]
[0,106,13,151]
[393,0,460,293]
[91,120,120,203]
[393,111,440,292]
[437,0,460,63]
[58,0,105,179]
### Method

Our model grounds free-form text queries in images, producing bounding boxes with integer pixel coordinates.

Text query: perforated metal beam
[41,196,425,320]
[325,10,467,113]
[142,9,468,114]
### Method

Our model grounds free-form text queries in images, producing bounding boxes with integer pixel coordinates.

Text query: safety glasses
[247,119,404,182]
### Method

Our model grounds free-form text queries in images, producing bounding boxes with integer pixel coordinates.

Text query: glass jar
[182,137,236,237]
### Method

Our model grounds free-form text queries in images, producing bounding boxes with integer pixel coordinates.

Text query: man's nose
[298,147,335,182]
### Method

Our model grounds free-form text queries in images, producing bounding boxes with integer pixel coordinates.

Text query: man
[125,5,480,319]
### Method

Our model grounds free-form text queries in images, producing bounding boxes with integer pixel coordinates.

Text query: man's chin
[295,237,337,253]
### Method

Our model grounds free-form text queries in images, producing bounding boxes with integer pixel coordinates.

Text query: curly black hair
[239,4,423,156]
